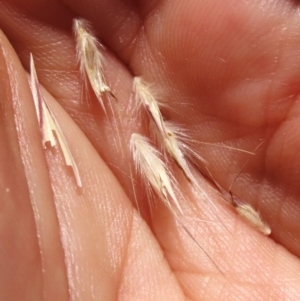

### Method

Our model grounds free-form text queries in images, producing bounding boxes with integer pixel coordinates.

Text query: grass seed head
[73,18,112,112]
[30,54,82,188]
[130,133,182,214]
[133,77,197,183]
[235,203,271,235]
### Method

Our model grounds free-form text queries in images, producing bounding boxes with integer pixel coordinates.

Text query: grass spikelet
[133,77,165,132]
[133,77,199,183]
[130,133,182,214]
[206,146,271,236]
[234,202,271,235]
[73,18,115,113]
[227,142,270,235]
[162,121,205,182]
[30,54,82,188]
[133,77,231,230]
[131,133,225,274]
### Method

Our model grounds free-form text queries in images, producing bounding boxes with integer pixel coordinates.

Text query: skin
[0,0,299,300]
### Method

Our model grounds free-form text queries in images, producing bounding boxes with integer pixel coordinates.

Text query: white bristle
[130,133,182,214]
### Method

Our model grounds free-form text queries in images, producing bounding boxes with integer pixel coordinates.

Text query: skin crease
[0,0,300,300]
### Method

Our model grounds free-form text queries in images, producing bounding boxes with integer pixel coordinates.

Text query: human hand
[0,0,299,300]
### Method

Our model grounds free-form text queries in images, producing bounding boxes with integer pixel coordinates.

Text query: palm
[0,0,300,300]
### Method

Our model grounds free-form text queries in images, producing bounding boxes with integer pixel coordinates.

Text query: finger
[40,88,185,301]
[0,30,188,300]
[151,174,300,300]
[0,30,69,301]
